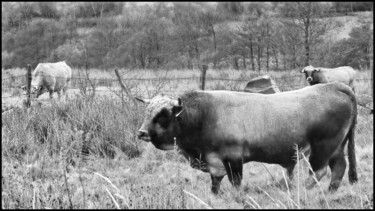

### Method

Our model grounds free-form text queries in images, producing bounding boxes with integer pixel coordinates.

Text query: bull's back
[199,85,355,163]
[209,84,355,134]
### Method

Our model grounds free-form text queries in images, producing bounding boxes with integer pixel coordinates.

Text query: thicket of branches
[1,2,373,71]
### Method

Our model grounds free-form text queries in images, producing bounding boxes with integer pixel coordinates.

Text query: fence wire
[2,73,373,98]
[1,73,373,87]
[2,72,372,133]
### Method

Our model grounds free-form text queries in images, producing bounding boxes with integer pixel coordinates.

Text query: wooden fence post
[371,59,373,114]
[26,64,32,107]
[200,64,208,90]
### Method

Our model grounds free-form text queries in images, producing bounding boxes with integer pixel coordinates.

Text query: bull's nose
[306,77,312,82]
[137,130,150,141]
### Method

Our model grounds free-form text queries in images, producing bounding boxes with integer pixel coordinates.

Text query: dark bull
[136,83,358,194]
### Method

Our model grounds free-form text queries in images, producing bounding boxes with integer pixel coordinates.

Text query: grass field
[1,68,373,209]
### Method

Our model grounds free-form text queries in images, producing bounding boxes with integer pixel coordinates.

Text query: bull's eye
[157,116,169,128]
[153,108,170,129]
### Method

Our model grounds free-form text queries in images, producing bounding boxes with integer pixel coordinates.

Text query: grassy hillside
[325,11,373,42]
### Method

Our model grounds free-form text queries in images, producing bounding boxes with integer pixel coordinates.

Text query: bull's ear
[316,68,321,72]
[172,98,184,118]
[300,67,305,73]
[135,97,151,104]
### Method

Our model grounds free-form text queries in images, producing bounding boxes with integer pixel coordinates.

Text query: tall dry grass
[1,68,373,209]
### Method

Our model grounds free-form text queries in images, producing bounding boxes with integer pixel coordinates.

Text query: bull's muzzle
[137,130,150,142]
[306,77,313,82]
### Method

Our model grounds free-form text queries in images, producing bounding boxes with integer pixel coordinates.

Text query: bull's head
[300,65,321,83]
[135,95,184,150]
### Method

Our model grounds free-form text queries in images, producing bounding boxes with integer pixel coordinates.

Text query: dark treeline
[1,2,373,71]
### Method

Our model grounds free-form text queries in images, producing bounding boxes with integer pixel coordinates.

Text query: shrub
[2,96,144,162]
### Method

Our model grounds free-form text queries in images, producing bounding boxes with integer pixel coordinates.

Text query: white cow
[31,61,72,99]
[300,65,356,91]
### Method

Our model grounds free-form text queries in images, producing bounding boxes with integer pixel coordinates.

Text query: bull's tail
[347,101,358,184]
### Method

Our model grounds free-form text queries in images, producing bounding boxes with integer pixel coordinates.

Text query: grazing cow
[31,61,72,99]
[136,82,358,194]
[300,65,356,91]
[244,75,280,94]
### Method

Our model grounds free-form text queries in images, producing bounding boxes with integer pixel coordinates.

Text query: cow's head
[18,84,46,98]
[136,95,184,150]
[30,85,47,98]
[300,65,321,83]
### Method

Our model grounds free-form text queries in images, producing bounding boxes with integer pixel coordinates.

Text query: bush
[49,41,84,67]
[9,19,69,68]
[36,2,60,19]
[2,51,14,69]
[75,2,123,18]
[2,96,144,162]
[325,25,373,69]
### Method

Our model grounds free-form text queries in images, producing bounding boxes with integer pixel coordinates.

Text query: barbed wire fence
[2,69,373,135]
[1,71,373,98]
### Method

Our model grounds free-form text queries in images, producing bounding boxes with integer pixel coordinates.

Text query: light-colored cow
[300,65,356,91]
[31,61,72,99]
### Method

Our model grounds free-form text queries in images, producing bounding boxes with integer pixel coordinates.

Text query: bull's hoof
[328,183,339,192]
[211,186,221,195]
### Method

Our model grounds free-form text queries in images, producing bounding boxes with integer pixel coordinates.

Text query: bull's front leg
[210,174,224,194]
[223,158,243,189]
[206,152,227,194]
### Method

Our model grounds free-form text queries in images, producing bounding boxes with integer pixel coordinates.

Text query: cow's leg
[63,87,69,100]
[223,158,243,188]
[58,90,62,100]
[49,90,54,99]
[328,146,346,191]
[210,174,224,194]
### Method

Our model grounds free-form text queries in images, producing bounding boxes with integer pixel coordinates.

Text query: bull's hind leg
[328,145,346,191]
[305,147,329,189]
[276,165,295,190]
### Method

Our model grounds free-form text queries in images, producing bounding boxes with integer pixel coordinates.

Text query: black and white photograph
[2,2,373,209]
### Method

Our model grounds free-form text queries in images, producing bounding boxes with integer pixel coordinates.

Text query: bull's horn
[172,98,182,107]
[135,97,151,104]
[175,109,184,118]
[300,67,306,73]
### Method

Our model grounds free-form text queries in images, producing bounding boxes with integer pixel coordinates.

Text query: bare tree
[281,2,332,66]
[200,5,222,69]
